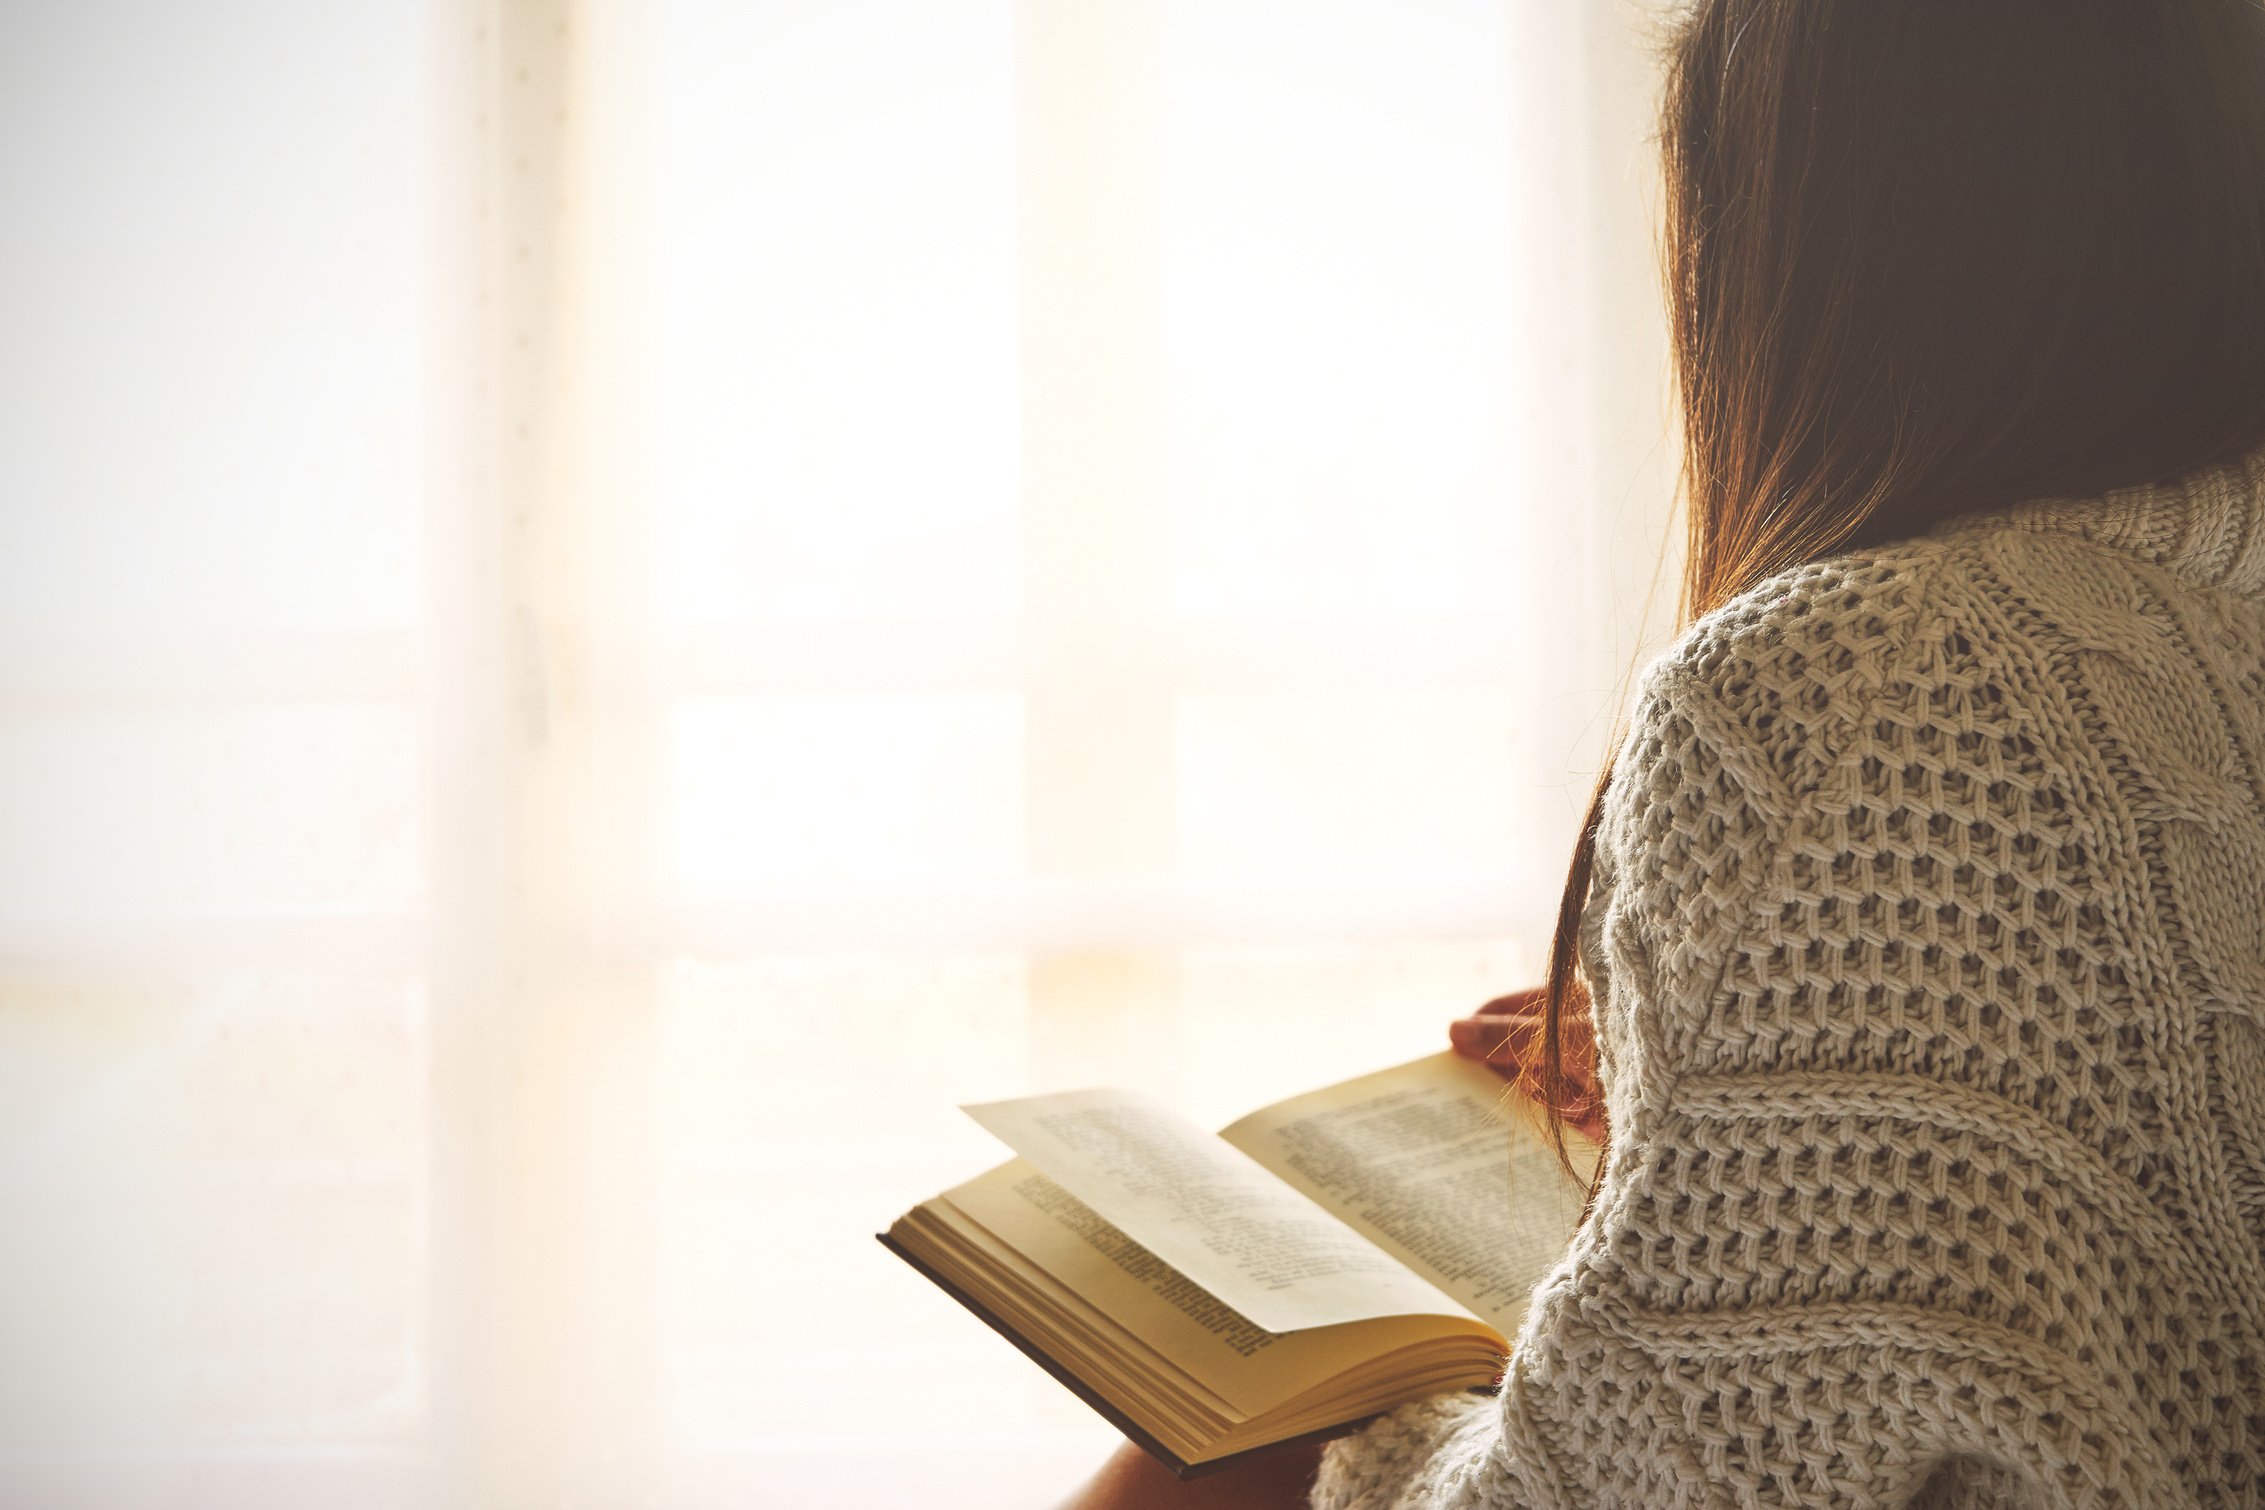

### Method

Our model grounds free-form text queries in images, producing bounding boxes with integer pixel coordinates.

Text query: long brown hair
[1519,0,2265,1189]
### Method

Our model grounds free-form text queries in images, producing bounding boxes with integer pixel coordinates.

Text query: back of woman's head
[1661,0,2265,617]
[1526,0,2265,1183]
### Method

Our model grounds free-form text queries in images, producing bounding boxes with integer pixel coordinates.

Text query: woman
[1063,0,2265,1506]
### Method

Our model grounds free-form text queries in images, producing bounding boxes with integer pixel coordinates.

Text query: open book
[878,1051,1598,1478]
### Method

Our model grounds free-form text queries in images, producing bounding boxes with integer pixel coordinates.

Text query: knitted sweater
[1314,446,2265,1510]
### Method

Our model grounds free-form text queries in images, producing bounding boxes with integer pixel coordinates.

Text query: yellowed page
[960,1090,1478,1331]
[1218,1052,1595,1336]
[937,1159,1498,1418]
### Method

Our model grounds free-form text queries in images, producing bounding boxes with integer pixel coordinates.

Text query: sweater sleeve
[1309,548,2188,1509]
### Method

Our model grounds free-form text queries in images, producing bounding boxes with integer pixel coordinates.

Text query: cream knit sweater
[1314,446,2265,1510]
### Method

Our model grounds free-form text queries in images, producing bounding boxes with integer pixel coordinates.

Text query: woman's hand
[1055,1440,1322,1510]
[1449,987,1608,1144]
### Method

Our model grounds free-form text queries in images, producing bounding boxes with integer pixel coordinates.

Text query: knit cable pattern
[1313,445,2265,1509]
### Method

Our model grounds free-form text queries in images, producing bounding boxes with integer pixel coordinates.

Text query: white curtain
[0,1,1677,1505]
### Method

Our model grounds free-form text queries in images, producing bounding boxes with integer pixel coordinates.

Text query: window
[0,2,1674,1504]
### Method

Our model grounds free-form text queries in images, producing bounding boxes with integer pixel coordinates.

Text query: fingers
[1452,1011,1612,1140]
[1450,1012,1602,1081]
[1449,1011,1543,1063]
[1470,985,1548,1018]
[1448,1016,1527,1081]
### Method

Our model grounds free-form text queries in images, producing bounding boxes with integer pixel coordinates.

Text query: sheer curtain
[0,1,1676,1506]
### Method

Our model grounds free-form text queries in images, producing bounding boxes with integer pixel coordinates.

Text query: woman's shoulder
[1626,533,1963,804]
[1625,510,2177,803]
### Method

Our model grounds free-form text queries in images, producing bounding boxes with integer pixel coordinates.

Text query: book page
[962,1089,1476,1333]
[1219,1052,1595,1335]
[931,1160,1494,1419]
